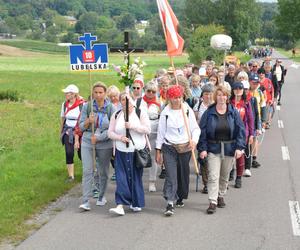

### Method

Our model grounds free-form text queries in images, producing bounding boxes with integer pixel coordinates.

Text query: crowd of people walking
[60,55,286,216]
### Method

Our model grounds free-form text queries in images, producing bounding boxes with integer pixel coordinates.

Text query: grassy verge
[0,51,188,243]
[275,48,300,62]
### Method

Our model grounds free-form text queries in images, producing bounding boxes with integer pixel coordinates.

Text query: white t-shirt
[60,102,81,128]
[275,66,282,82]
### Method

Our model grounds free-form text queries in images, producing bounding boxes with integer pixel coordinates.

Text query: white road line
[278,120,284,128]
[281,146,290,160]
[289,201,300,236]
[277,105,281,111]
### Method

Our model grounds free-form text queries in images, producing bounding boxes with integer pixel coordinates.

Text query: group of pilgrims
[60,55,286,216]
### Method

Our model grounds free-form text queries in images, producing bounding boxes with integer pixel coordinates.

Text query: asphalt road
[15,51,300,250]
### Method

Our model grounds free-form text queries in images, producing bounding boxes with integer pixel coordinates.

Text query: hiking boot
[176,199,184,208]
[229,169,234,181]
[159,169,166,179]
[207,203,217,214]
[234,177,242,188]
[201,185,208,194]
[79,202,91,211]
[217,197,226,208]
[164,204,174,216]
[244,169,252,177]
[252,160,261,168]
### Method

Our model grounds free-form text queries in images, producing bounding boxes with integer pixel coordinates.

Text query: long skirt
[114,149,145,208]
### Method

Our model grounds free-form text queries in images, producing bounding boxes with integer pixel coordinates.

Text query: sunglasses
[252,66,258,68]
[132,87,140,90]
[147,90,156,94]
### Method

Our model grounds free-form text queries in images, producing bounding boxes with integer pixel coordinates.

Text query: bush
[0,90,20,101]
[187,24,225,65]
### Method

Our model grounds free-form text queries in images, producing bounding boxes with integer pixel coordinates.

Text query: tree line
[0,0,297,63]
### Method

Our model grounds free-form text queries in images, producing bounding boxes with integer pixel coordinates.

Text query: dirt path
[0,44,42,57]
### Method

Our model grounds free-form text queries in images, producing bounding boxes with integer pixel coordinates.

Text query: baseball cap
[249,74,259,83]
[232,82,244,90]
[62,84,79,93]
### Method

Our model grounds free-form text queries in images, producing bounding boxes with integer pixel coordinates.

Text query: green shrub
[0,90,20,102]
[187,24,225,65]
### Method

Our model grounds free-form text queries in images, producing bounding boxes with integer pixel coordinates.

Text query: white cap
[241,80,250,89]
[62,84,79,93]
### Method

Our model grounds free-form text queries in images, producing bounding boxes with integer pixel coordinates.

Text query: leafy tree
[115,13,135,31]
[188,24,225,65]
[184,0,261,49]
[45,25,58,42]
[275,0,300,42]
[75,11,99,33]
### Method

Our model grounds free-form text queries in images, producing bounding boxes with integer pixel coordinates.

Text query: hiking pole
[171,57,199,176]
[88,68,96,171]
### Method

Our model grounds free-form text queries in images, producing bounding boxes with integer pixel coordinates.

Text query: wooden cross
[110,31,144,69]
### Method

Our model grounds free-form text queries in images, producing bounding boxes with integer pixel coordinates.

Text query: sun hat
[62,84,79,93]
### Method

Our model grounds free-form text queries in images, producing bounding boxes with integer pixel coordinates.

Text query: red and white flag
[157,0,184,56]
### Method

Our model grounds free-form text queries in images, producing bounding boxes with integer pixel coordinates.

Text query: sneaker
[201,186,208,194]
[207,203,217,214]
[159,169,166,179]
[149,182,156,192]
[244,169,252,177]
[129,205,142,212]
[96,197,107,206]
[277,101,281,106]
[217,197,226,208]
[111,172,116,181]
[234,177,242,188]
[176,199,184,208]
[79,202,91,211]
[93,190,99,199]
[164,204,174,216]
[252,160,261,168]
[65,176,74,183]
[109,206,125,216]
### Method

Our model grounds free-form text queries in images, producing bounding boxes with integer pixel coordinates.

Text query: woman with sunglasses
[229,82,254,188]
[141,81,161,192]
[131,77,144,102]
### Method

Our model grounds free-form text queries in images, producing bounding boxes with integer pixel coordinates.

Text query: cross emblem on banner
[79,33,97,51]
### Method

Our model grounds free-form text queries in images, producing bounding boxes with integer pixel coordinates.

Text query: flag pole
[170,56,199,175]
[88,68,96,171]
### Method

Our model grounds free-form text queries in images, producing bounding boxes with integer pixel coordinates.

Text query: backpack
[114,97,142,120]
[86,100,113,121]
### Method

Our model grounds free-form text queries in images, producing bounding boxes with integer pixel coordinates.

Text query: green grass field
[0,40,250,243]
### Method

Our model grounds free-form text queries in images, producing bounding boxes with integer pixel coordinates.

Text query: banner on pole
[69,33,109,71]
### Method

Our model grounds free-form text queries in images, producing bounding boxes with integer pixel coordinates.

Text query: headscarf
[167,85,184,99]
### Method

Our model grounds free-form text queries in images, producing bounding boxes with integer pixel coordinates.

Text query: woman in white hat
[60,84,85,182]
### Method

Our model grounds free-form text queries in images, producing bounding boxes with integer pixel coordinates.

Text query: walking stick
[88,69,96,171]
[170,57,199,176]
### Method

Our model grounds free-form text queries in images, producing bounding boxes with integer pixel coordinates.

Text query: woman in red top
[60,84,85,182]
[258,68,274,129]
[230,82,254,188]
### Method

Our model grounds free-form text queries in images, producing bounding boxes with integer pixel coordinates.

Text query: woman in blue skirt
[108,92,151,215]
